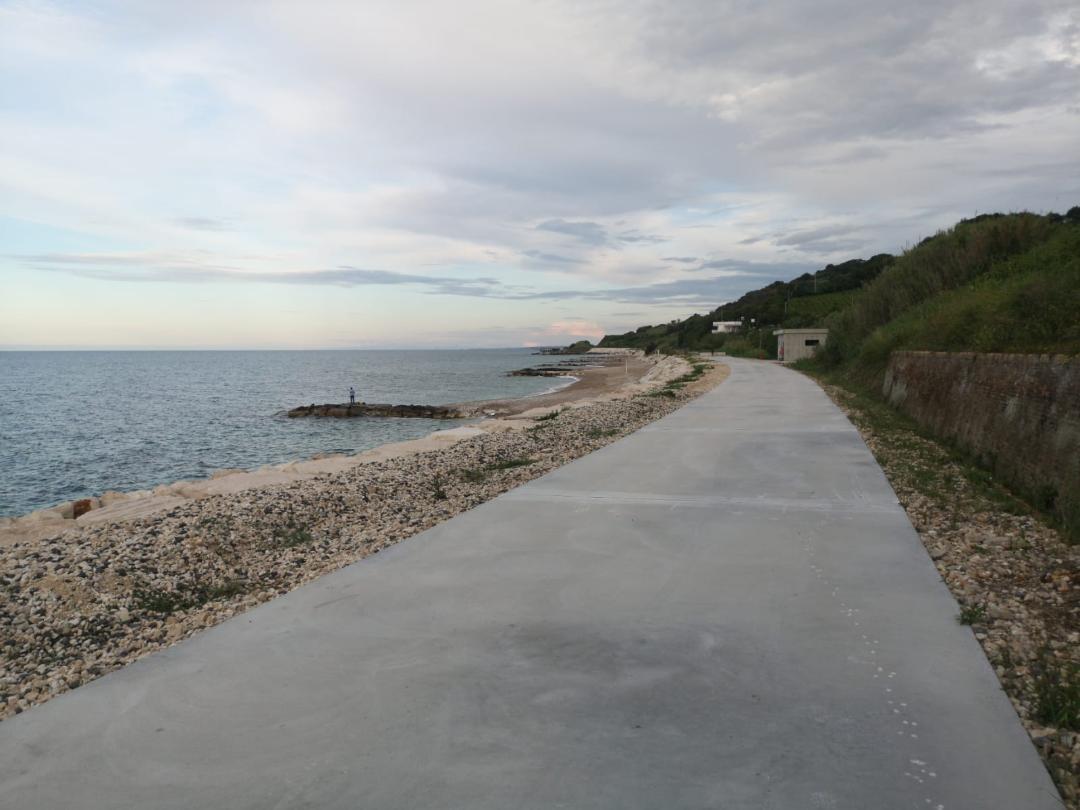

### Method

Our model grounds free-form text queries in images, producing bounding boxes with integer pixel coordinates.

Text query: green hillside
[600,208,1080,364]
[786,289,864,322]
[599,254,894,356]
[819,209,1080,385]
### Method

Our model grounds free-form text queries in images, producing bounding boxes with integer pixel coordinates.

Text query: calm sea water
[0,349,566,517]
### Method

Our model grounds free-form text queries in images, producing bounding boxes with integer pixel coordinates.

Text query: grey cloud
[521,249,582,265]
[536,219,608,245]
[252,2,1077,257]
[14,251,703,308]
[783,238,868,255]
[695,258,817,277]
[502,256,816,306]
[21,250,823,310]
[8,1,1078,304]
[820,145,891,164]
[662,256,699,263]
[19,254,502,297]
[736,224,870,255]
[616,231,666,244]
[514,276,767,307]
[618,0,1080,148]
[774,224,863,247]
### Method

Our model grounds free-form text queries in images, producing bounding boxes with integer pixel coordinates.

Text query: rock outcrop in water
[287,403,466,419]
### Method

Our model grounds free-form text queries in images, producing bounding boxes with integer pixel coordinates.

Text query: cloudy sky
[2,0,1078,348]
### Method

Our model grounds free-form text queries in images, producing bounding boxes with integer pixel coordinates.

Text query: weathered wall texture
[883,351,1080,531]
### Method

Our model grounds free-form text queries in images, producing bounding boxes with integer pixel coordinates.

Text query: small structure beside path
[773,328,828,362]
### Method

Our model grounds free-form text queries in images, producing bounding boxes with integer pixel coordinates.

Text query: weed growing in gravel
[431,474,448,500]
[460,457,536,483]
[534,409,563,422]
[485,457,536,471]
[586,428,619,439]
[1034,656,1080,730]
[132,578,250,615]
[961,465,1028,516]
[132,584,201,615]
[660,367,712,395]
[205,580,249,600]
[958,604,986,625]
[272,521,315,548]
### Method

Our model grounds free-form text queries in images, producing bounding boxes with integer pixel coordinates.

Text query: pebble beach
[0,356,728,720]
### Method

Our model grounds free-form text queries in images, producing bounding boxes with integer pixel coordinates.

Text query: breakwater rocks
[0,365,726,721]
[507,367,577,377]
[287,403,466,419]
[508,353,620,377]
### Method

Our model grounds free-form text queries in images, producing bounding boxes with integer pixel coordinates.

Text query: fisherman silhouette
[349,386,356,406]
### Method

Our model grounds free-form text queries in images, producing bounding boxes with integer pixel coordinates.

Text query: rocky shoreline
[0,361,728,721]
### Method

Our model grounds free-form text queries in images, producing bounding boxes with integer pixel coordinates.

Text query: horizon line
[0,345,568,352]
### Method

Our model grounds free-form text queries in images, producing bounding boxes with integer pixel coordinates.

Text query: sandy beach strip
[0,356,727,720]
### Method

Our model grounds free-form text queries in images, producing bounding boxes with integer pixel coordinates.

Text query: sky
[1,0,1078,349]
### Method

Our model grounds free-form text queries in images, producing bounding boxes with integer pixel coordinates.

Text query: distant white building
[712,321,743,334]
[773,328,828,363]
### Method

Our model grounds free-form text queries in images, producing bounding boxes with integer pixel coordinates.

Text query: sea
[0,349,570,518]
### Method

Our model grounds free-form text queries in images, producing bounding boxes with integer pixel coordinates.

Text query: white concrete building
[773,328,828,363]
[712,321,743,334]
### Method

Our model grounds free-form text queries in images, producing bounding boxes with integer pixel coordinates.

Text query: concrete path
[0,360,1061,809]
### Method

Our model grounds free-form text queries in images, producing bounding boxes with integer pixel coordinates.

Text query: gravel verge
[817,380,1080,808]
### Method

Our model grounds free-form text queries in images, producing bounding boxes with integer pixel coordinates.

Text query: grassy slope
[854,226,1080,372]
[821,212,1080,386]
[785,289,864,322]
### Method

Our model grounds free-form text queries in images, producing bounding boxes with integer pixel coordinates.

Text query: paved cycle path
[0,359,1061,809]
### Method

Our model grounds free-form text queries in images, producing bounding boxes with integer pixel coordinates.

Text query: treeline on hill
[599,207,1080,365]
[599,254,895,357]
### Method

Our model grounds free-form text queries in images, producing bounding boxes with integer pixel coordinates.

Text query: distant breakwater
[287,403,467,419]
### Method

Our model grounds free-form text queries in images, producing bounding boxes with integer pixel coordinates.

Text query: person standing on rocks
[349,386,356,406]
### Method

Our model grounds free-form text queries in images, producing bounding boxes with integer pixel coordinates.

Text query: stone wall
[883,351,1080,533]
